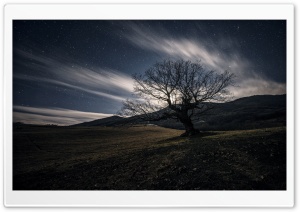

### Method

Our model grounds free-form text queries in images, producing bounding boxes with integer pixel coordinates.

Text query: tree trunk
[180,117,199,137]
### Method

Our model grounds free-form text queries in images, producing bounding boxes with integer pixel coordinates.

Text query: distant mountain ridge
[72,115,124,127]
[72,94,286,130]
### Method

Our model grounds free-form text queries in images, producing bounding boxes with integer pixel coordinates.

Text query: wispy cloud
[123,22,286,98]
[229,77,286,98]
[14,48,134,101]
[124,23,250,74]
[14,74,126,101]
[14,106,113,125]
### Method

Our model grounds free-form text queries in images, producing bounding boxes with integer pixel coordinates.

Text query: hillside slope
[73,94,286,130]
[158,94,286,130]
[73,115,125,127]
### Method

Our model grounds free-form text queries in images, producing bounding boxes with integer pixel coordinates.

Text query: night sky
[13,20,286,125]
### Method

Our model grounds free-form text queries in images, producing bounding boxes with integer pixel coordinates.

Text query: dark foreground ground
[13,125,286,190]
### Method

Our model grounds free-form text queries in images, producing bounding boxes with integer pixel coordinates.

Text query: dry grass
[13,125,184,175]
[13,125,286,190]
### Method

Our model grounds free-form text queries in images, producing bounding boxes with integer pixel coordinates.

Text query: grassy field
[13,125,286,190]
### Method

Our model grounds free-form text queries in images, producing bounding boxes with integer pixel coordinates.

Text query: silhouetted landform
[13,122,59,128]
[159,94,286,131]
[72,115,124,127]
[73,94,286,130]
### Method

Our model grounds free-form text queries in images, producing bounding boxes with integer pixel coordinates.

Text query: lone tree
[119,60,235,136]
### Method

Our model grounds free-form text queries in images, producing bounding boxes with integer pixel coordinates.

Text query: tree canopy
[119,59,235,136]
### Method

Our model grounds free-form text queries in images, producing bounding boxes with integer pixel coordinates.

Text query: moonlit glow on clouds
[15,48,134,101]
[14,106,113,126]
[13,20,286,125]
[124,22,286,97]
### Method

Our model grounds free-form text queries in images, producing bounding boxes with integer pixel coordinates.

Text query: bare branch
[119,59,235,135]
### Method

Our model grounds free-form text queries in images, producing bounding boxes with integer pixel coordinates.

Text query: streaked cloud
[13,105,113,126]
[14,74,126,101]
[123,22,286,98]
[229,77,286,98]
[14,48,134,101]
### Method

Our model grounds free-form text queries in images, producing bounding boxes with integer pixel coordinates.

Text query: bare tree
[119,60,235,136]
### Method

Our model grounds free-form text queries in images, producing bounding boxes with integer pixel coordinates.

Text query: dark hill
[73,94,286,130]
[156,94,286,130]
[73,115,125,127]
